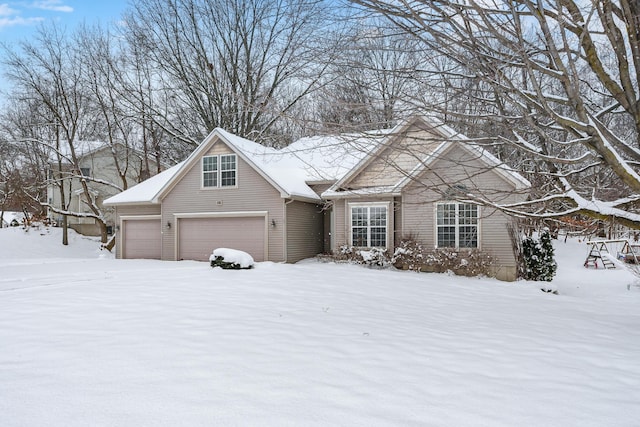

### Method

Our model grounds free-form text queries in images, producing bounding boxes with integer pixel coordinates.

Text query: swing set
[584,239,640,269]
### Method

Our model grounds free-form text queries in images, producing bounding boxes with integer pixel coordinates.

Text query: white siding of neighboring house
[48,145,158,236]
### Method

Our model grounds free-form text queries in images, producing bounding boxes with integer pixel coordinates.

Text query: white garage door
[178,216,266,262]
[123,219,161,259]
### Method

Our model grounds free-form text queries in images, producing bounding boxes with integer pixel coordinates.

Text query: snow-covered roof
[104,128,386,205]
[45,140,108,163]
[215,129,322,201]
[323,115,530,198]
[1,211,26,226]
[104,162,184,205]
[281,131,387,182]
[104,115,529,206]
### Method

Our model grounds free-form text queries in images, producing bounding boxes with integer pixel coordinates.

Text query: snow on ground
[0,226,639,426]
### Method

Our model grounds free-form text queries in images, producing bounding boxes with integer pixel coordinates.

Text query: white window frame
[202,154,237,189]
[348,202,389,249]
[435,202,480,249]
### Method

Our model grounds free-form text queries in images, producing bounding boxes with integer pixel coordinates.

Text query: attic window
[444,184,467,199]
[80,167,91,177]
[203,154,237,188]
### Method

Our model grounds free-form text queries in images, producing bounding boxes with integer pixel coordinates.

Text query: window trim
[348,201,389,249]
[434,202,481,250]
[202,154,237,189]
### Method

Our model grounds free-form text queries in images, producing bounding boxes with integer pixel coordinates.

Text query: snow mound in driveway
[209,247,255,269]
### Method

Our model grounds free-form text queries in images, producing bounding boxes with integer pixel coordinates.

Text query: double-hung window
[203,154,236,188]
[436,202,479,248]
[350,204,388,248]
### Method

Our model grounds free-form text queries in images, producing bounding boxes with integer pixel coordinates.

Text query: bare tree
[123,0,335,147]
[318,19,427,132]
[2,24,112,243]
[351,0,640,228]
[0,99,52,226]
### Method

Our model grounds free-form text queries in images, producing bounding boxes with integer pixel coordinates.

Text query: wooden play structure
[584,239,640,268]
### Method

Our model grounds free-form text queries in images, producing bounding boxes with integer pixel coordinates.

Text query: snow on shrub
[332,240,495,277]
[392,238,495,277]
[331,245,390,268]
[209,248,255,269]
[391,239,425,271]
[522,229,557,282]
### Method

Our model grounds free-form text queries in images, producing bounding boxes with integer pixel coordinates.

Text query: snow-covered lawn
[1,226,639,426]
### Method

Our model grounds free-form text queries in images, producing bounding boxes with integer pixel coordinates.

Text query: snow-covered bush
[359,247,390,267]
[331,245,390,268]
[393,238,495,277]
[522,229,557,281]
[391,239,425,271]
[424,248,495,277]
[209,248,255,269]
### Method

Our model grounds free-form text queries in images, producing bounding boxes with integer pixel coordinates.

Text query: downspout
[283,199,295,262]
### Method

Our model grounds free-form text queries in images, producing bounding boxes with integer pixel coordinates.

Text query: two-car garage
[120,213,268,262]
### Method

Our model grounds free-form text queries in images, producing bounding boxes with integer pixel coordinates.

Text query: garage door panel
[178,217,265,262]
[124,219,161,259]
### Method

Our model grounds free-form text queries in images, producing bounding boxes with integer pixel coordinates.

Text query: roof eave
[322,190,401,199]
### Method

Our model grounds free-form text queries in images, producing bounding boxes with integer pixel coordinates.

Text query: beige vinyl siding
[348,129,443,189]
[114,204,162,259]
[323,208,332,253]
[161,140,286,262]
[393,196,403,246]
[330,199,346,253]
[285,201,324,263]
[401,143,521,279]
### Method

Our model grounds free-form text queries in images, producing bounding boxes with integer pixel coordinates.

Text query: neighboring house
[47,142,162,236]
[0,211,26,228]
[104,115,529,281]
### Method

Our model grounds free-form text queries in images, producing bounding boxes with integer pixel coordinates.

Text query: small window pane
[370,227,386,247]
[352,227,368,247]
[437,204,456,225]
[351,207,368,227]
[370,207,386,226]
[437,226,456,247]
[459,226,478,248]
[459,204,478,225]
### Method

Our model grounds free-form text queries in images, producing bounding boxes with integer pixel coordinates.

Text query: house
[47,142,162,236]
[0,211,26,228]
[104,115,529,281]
